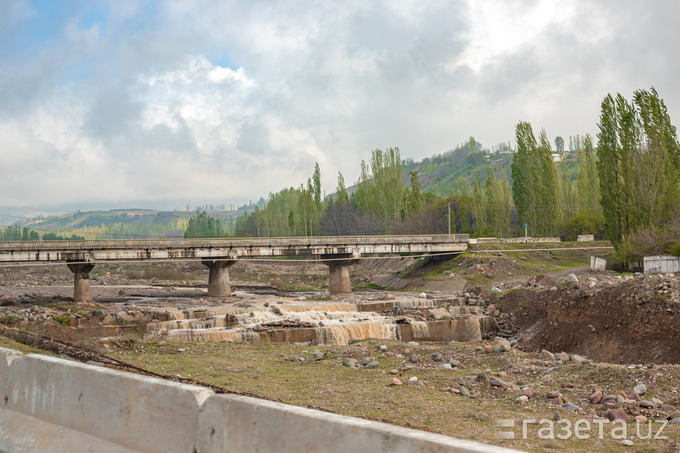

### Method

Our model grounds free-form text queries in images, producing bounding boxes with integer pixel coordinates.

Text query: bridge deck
[0,235,469,263]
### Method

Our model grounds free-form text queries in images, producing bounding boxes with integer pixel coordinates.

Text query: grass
[101,339,680,452]
[52,314,71,326]
[0,335,39,354]
[0,315,18,325]
[1,329,678,451]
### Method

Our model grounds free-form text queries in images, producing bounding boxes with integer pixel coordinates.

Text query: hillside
[403,143,579,197]
[19,209,247,239]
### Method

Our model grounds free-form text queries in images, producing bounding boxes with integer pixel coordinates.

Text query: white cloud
[1,0,680,210]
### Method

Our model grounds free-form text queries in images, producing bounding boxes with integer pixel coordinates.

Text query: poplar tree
[597,87,680,246]
[485,169,512,237]
[537,130,559,235]
[511,122,559,236]
[336,171,349,204]
[351,148,404,228]
[511,122,536,231]
[576,134,601,215]
[471,171,487,235]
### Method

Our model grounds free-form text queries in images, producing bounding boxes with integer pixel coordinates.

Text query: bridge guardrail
[0,234,469,251]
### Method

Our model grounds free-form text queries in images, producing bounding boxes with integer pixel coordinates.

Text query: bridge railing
[0,234,469,251]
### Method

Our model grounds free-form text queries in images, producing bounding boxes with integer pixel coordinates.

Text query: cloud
[0,0,679,210]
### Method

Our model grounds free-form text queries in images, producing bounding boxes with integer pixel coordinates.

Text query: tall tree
[351,148,404,229]
[485,169,513,237]
[471,171,487,235]
[576,134,601,215]
[597,88,680,246]
[537,130,559,235]
[312,163,322,209]
[336,171,349,204]
[555,136,565,153]
[511,122,559,236]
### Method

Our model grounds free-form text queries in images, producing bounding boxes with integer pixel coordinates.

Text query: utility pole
[448,202,451,235]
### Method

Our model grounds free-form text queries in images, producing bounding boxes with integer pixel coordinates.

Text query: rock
[431,352,443,362]
[419,292,427,299]
[490,378,505,387]
[515,395,528,404]
[606,408,629,422]
[620,439,634,446]
[553,412,561,421]
[564,273,579,283]
[639,400,653,408]
[555,352,570,362]
[628,392,640,402]
[379,345,388,352]
[475,372,487,382]
[408,376,418,383]
[523,388,533,398]
[439,363,453,370]
[541,350,555,360]
[409,354,419,364]
[570,354,586,365]
[634,415,648,424]
[361,357,371,366]
[562,382,575,388]
[407,341,419,348]
[563,402,579,411]
[492,338,511,353]
[348,337,361,344]
[650,397,663,409]
[449,359,462,367]
[460,386,470,397]
[668,411,680,420]
[589,390,603,404]
[391,378,402,386]
[633,383,647,395]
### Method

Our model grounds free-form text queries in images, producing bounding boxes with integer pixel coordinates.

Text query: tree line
[0,226,84,241]
[189,87,679,264]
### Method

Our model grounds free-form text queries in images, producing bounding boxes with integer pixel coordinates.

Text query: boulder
[492,338,511,353]
[633,383,647,395]
[606,408,629,422]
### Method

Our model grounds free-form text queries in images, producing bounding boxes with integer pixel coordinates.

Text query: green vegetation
[52,315,71,326]
[184,212,224,238]
[597,88,680,263]
[0,315,18,325]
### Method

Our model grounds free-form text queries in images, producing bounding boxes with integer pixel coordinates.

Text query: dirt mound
[453,255,529,283]
[494,273,680,364]
[523,274,556,288]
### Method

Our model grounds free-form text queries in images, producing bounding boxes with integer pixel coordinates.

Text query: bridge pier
[202,260,236,297]
[67,262,95,302]
[323,255,360,294]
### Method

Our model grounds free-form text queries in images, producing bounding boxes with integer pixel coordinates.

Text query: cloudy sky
[1,0,679,211]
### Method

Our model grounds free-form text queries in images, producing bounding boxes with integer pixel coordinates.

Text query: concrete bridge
[0,235,469,301]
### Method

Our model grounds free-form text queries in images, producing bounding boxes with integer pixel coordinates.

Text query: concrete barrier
[590,256,606,271]
[644,255,680,274]
[0,347,523,453]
